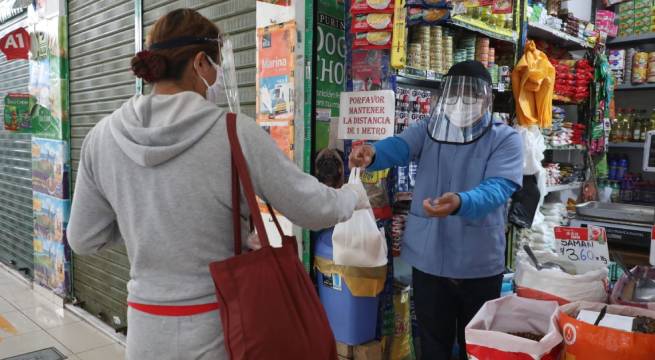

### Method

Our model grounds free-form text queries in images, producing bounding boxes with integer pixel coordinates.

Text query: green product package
[4,93,34,132]
[596,154,609,179]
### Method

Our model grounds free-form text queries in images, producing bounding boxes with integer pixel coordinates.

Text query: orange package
[558,302,655,360]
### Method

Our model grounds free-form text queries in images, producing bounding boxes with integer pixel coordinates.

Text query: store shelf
[608,142,645,149]
[546,182,582,193]
[396,68,442,88]
[545,145,586,151]
[607,33,655,46]
[528,22,592,49]
[450,16,518,44]
[615,83,655,91]
[396,67,510,92]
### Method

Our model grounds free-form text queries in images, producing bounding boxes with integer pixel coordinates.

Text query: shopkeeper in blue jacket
[350,61,523,360]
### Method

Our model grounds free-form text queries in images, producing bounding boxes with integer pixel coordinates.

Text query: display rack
[450,15,518,44]
[545,182,583,194]
[527,21,592,49]
[545,145,587,151]
[608,142,646,149]
[615,83,655,91]
[608,33,655,45]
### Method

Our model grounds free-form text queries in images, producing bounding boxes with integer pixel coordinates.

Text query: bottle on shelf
[609,157,618,180]
[632,110,642,142]
[623,109,633,143]
[617,155,629,180]
[611,109,623,143]
[649,108,655,134]
[611,181,621,203]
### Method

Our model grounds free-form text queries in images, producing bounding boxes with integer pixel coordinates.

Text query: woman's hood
[109,91,225,167]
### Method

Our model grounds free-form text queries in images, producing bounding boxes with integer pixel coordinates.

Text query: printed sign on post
[555,226,610,274]
[338,90,395,141]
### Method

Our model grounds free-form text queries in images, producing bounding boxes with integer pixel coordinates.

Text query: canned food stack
[488,47,495,68]
[462,35,476,61]
[608,49,626,85]
[416,26,431,70]
[632,52,648,84]
[648,52,655,83]
[625,48,637,84]
[475,37,490,68]
[444,35,454,72]
[430,26,443,73]
[490,64,500,85]
[407,43,422,69]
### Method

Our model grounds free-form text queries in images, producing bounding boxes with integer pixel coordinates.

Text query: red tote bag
[209,113,337,360]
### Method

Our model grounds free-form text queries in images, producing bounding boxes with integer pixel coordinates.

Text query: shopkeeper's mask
[427,75,493,144]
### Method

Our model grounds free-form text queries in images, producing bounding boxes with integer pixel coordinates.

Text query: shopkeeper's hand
[348,144,375,169]
[423,193,461,218]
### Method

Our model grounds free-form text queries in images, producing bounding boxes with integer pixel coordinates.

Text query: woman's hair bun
[131,50,168,83]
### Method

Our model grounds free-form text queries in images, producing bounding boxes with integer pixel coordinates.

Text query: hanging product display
[33,192,70,296]
[512,40,555,128]
[3,93,32,131]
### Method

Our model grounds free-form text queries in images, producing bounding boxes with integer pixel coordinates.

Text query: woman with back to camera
[66,9,369,360]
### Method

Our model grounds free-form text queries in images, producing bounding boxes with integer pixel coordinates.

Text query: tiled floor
[0,269,125,359]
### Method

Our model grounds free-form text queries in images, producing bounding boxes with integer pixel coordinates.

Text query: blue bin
[314,229,379,345]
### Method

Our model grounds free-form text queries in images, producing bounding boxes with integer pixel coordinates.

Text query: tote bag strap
[265,203,286,238]
[226,113,272,254]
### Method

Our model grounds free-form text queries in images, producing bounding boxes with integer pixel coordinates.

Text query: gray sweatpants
[127,307,228,360]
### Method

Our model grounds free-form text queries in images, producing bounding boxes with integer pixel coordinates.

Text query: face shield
[218,34,240,113]
[427,75,493,144]
[148,35,240,113]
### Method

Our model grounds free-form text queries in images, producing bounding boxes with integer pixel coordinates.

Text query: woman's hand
[348,144,375,169]
[423,193,461,217]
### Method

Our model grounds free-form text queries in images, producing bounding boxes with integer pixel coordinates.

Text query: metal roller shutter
[68,0,133,330]
[0,11,33,279]
[142,0,257,117]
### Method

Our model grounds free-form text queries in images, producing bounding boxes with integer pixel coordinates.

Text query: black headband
[149,36,220,50]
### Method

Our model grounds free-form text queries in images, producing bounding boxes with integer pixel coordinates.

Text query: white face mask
[195,55,224,104]
[443,97,484,128]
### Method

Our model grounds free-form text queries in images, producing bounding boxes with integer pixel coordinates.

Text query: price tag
[426,70,436,80]
[555,226,610,274]
[497,83,506,92]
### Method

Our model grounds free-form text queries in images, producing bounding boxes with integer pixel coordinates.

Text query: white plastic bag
[514,250,608,305]
[332,168,388,267]
[465,295,563,360]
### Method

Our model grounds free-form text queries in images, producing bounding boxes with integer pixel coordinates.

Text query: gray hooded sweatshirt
[67,91,358,306]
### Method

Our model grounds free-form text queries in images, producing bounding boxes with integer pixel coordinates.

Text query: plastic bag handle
[227,113,271,253]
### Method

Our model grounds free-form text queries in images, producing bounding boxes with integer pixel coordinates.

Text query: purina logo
[563,323,577,345]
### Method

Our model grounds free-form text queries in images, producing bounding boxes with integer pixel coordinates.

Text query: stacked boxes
[617,0,655,36]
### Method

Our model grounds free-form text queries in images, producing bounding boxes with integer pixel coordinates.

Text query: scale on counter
[641,130,655,265]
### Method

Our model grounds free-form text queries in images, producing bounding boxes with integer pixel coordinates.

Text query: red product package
[492,0,513,14]
[351,13,393,33]
[351,0,394,14]
[352,32,392,49]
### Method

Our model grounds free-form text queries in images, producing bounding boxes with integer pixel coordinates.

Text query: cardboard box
[337,343,354,358]
[354,341,383,360]
[634,0,651,9]
[618,1,634,12]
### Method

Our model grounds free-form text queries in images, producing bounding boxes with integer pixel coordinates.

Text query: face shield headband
[149,35,241,113]
[427,75,493,144]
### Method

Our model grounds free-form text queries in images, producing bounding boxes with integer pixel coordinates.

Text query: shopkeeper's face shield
[428,75,493,144]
